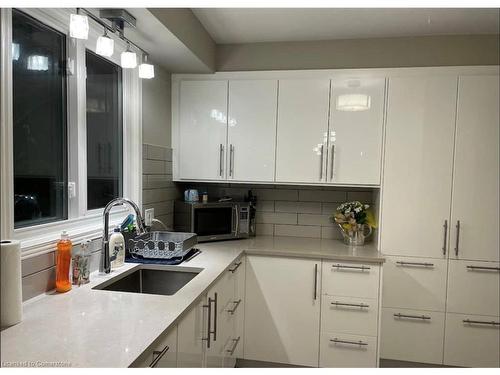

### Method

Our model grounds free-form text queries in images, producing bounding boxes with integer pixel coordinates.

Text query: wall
[216,34,500,71]
[142,66,172,148]
[178,183,377,240]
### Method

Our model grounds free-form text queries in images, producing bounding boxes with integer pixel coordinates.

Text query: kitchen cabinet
[132,326,178,368]
[275,79,331,183]
[227,80,277,182]
[328,77,385,185]
[443,312,500,367]
[381,75,458,258]
[450,75,500,262]
[319,332,378,368]
[228,257,245,359]
[243,255,321,367]
[178,80,228,180]
[177,298,207,367]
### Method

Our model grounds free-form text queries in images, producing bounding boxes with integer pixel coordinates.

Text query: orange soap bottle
[56,231,72,293]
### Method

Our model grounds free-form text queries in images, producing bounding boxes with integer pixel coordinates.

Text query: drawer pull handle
[227,299,242,315]
[333,264,371,271]
[394,313,431,320]
[149,345,169,368]
[229,261,242,273]
[332,301,369,309]
[330,338,368,346]
[226,336,241,356]
[466,265,500,271]
[396,261,434,267]
[463,319,499,326]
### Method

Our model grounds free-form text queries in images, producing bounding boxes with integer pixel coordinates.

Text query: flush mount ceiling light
[138,54,154,79]
[120,44,137,69]
[12,43,20,61]
[96,29,114,57]
[27,55,49,71]
[69,13,89,40]
[336,94,371,112]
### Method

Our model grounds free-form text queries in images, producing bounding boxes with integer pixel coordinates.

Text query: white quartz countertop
[0,236,383,368]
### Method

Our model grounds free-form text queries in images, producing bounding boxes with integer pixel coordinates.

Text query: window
[12,9,68,228]
[85,50,123,210]
[2,8,142,256]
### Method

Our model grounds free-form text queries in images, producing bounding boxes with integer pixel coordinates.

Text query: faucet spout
[100,198,146,274]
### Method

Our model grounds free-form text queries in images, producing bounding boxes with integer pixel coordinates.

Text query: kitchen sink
[93,265,203,296]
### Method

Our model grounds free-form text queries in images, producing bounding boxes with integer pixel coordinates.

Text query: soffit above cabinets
[192,8,500,44]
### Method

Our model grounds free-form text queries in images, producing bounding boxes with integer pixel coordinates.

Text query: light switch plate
[144,208,154,226]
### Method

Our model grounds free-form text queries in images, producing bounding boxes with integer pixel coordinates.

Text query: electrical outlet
[144,208,154,227]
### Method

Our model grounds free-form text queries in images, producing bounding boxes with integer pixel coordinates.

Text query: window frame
[0,8,142,258]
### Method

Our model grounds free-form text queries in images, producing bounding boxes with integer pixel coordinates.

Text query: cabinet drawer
[444,312,500,368]
[132,326,177,368]
[319,332,377,368]
[380,307,444,365]
[447,260,500,316]
[321,295,378,337]
[322,261,380,299]
[383,256,447,311]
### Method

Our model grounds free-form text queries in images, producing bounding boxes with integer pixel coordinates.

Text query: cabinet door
[177,298,206,367]
[132,326,177,368]
[381,76,458,258]
[320,332,378,368]
[450,75,500,262]
[227,80,277,182]
[244,255,321,367]
[328,77,385,185]
[179,80,228,180]
[444,312,500,367]
[275,79,330,183]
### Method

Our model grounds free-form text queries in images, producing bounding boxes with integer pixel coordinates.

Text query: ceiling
[192,8,500,44]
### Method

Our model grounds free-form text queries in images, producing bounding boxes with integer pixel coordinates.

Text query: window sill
[14,207,129,259]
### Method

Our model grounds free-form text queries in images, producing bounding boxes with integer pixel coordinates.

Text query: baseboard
[236,359,308,368]
[380,359,453,368]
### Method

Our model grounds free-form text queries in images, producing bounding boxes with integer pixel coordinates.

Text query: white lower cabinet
[177,298,207,367]
[380,307,445,365]
[244,255,321,367]
[322,261,380,299]
[319,332,378,368]
[132,326,178,368]
[443,313,500,368]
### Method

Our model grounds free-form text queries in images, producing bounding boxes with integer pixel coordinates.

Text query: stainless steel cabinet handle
[463,319,499,326]
[149,345,169,368]
[442,220,448,255]
[466,265,500,271]
[202,300,212,348]
[454,220,460,256]
[394,313,431,320]
[226,336,241,356]
[212,293,217,341]
[319,144,324,180]
[330,144,335,181]
[333,264,371,271]
[330,338,368,346]
[313,264,318,300]
[219,144,224,177]
[396,261,435,268]
[229,261,242,273]
[331,301,369,308]
[229,144,234,177]
[227,299,242,315]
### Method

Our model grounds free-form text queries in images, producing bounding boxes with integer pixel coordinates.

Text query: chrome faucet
[100,198,146,274]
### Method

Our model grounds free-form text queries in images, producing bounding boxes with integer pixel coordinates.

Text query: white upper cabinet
[450,75,500,262]
[227,80,278,182]
[381,76,458,258]
[179,80,228,180]
[328,77,385,185]
[275,79,331,183]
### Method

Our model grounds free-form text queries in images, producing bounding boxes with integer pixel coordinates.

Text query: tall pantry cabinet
[380,73,500,367]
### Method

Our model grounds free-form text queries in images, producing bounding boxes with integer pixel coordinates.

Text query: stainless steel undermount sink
[93,265,203,296]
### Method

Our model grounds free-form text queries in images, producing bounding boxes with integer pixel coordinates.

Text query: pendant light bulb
[120,44,137,69]
[96,30,114,57]
[139,54,155,79]
[69,13,89,40]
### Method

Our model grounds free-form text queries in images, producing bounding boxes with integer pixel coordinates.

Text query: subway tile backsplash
[178,183,377,240]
